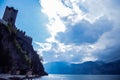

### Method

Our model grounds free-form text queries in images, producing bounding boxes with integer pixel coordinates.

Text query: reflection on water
[33,74,120,80]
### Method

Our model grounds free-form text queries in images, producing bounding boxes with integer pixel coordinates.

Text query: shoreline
[0,74,42,80]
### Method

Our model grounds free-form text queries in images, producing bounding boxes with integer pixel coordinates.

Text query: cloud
[92,25,120,61]
[38,0,120,63]
[56,17,113,45]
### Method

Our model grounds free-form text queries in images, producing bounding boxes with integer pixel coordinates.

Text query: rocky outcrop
[0,20,47,76]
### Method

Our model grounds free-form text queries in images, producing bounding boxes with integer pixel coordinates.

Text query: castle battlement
[2,6,32,44]
[17,29,32,44]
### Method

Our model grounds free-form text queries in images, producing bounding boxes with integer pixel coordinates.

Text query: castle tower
[2,6,18,26]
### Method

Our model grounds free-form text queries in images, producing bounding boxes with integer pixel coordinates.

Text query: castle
[2,6,18,26]
[1,6,32,44]
[0,6,47,75]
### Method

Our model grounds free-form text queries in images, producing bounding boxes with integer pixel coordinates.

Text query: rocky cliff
[0,21,47,76]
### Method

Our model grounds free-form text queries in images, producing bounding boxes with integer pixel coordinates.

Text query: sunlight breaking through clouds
[37,0,120,63]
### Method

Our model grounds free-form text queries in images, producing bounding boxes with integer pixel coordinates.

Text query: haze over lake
[38,74,120,80]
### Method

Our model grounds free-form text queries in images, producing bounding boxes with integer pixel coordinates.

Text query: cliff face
[0,22,47,76]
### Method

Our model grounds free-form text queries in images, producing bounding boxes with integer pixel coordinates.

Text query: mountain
[99,60,120,74]
[44,60,120,74]
[0,6,47,76]
[44,61,71,74]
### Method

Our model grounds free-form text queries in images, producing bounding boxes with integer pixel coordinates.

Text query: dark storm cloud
[94,27,120,62]
[56,17,113,45]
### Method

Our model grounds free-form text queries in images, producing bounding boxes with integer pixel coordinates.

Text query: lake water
[33,74,120,80]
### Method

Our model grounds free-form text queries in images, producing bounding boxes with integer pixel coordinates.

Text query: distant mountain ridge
[44,60,120,74]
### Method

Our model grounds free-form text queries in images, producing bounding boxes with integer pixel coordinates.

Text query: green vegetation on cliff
[0,21,47,76]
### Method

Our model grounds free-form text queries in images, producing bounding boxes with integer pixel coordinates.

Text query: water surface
[33,74,120,80]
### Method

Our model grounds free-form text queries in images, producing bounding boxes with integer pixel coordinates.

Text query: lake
[33,74,120,80]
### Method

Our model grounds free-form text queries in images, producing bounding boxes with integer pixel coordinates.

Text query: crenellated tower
[2,6,18,26]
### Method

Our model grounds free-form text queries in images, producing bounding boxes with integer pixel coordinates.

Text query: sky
[0,0,120,63]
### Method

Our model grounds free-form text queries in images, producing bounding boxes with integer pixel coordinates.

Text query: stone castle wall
[17,29,32,44]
